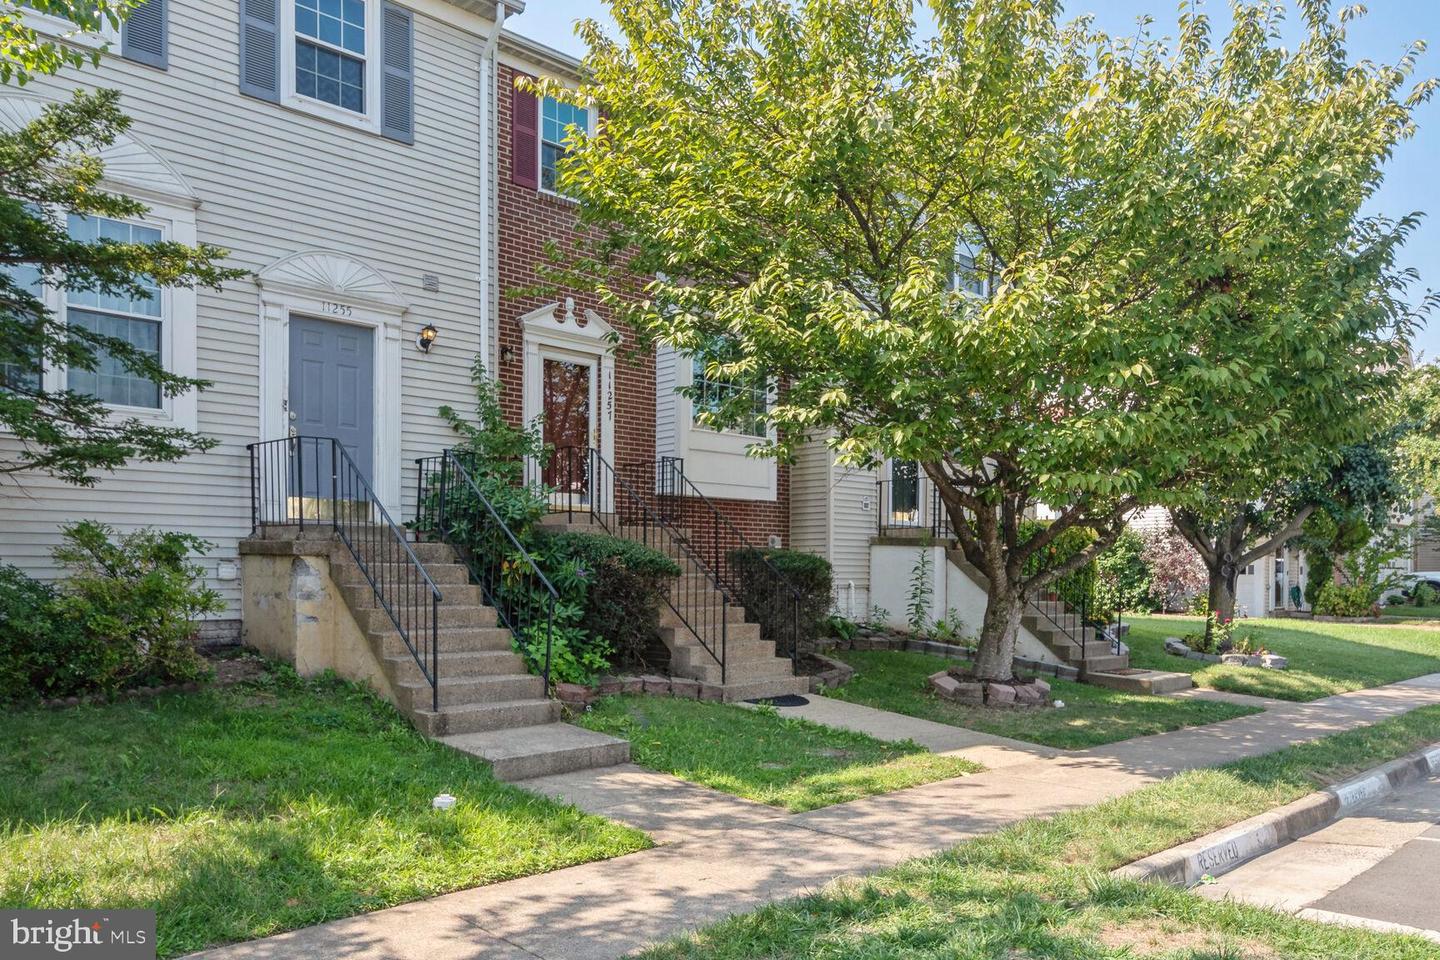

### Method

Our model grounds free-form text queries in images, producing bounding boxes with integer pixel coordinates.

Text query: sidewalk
[189,673,1440,960]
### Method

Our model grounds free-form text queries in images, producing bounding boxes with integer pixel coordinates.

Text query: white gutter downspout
[479,2,509,375]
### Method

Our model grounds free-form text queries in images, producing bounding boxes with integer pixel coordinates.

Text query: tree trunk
[1208,571,1238,624]
[973,587,1022,681]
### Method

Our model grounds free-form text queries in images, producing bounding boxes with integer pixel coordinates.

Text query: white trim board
[257,251,409,513]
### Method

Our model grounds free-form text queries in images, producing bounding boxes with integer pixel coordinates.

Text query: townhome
[0,0,526,642]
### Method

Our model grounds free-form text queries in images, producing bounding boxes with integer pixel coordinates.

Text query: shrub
[825,613,859,642]
[1142,528,1209,612]
[1094,530,1155,614]
[539,530,680,670]
[728,547,833,656]
[1414,582,1440,607]
[0,523,219,701]
[1313,582,1377,618]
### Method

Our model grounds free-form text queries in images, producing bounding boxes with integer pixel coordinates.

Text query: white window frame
[22,8,119,50]
[279,0,382,134]
[538,94,592,201]
[36,201,199,432]
[690,356,770,440]
[666,351,777,502]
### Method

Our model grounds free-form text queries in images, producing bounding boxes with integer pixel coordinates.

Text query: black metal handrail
[547,446,730,683]
[875,478,947,540]
[413,450,560,690]
[248,436,442,710]
[627,457,806,665]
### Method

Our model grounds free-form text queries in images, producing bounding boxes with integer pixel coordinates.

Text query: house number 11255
[321,301,353,318]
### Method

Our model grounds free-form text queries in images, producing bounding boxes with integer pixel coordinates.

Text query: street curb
[1113,741,1440,888]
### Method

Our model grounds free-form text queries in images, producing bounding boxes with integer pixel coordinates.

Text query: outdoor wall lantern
[416,323,439,353]
[500,345,516,364]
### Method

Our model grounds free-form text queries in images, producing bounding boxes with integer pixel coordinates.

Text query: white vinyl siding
[789,435,877,619]
[0,0,490,611]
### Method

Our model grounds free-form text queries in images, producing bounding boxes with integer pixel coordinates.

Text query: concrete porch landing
[441,724,631,783]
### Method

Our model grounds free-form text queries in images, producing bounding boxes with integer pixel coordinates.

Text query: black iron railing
[547,446,730,682]
[248,436,442,710]
[875,478,947,540]
[625,457,806,665]
[413,450,560,690]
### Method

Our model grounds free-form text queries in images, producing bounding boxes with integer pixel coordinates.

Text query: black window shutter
[380,2,415,144]
[239,0,281,102]
[120,0,167,69]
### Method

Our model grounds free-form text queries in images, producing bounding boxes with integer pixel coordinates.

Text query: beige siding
[655,345,679,459]
[0,1,492,611]
[788,437,876,618]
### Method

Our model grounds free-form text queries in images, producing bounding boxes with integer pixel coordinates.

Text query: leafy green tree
[1395,363,1440,535]
[0,1,140,84]
[1173,439,1408,622]
[2,3,243,486]
[551,0,1428,680]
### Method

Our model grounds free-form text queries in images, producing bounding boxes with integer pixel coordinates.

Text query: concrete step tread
[440,719,627,771]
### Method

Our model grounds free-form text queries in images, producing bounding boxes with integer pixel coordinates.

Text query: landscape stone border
[928,668,1052,709]
[555,674,731,709]
[828,631,1081,681]
[1163,636,1287,670]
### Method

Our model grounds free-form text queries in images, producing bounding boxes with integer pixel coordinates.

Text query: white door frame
[257,252,408,514]
[520,301,617,496]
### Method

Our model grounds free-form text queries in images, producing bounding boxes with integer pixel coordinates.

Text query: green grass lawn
[575,695,980,811]
[1127,614,1440,701]
[641,706,1440,960]
[826,649,1257,749]
[1383,604,1440,622]
[0,665,649,958]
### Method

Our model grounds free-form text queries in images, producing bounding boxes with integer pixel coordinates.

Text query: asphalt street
[1198,774,1440,943]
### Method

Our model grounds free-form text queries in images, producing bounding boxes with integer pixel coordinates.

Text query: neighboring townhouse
[0,2,804,703]
[489,34,791,552]
[0,0,514,639]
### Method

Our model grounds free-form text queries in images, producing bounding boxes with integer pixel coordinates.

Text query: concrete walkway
[189,673,1440,960]
[747,692,1061,767]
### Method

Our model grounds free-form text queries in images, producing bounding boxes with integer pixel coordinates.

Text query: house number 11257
[321,301,353,318]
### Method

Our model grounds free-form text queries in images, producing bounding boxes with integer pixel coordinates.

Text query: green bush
[540,530,680,671]
[0,522,219,701]
[1313,582,1376,618]
[728,547,832,656]
[1413,582,1439,607]
[1094,530,1156,614]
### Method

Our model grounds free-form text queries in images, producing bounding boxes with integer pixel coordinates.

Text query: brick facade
[495,62,788,547]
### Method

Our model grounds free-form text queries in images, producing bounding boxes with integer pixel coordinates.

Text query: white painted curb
[1113,741,1440,887]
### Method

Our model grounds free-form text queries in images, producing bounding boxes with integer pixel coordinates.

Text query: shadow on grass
[0,672,649,958]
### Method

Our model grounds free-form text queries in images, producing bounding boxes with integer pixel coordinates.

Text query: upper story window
[294,0,367,114]
[64,216,165,410]
[691,358,768,438]
[239,0,414,142]
[951,242,992,298]
[23,0,167,68]
[540,95,590,193]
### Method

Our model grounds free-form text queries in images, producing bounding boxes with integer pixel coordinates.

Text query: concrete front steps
[945,550,1157,679]
[540,512,809,702]
[247,526,628,782]
[1086,668,1195,695]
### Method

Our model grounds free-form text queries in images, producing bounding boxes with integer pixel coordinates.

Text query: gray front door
[289,315,374,493]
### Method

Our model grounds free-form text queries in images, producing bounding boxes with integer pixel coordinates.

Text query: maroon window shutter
[511,72,539,189]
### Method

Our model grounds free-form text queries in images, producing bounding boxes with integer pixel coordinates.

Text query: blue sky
[510,1,1439,359]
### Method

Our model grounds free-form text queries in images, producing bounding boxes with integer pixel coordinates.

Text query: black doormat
[745,694,810,707]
